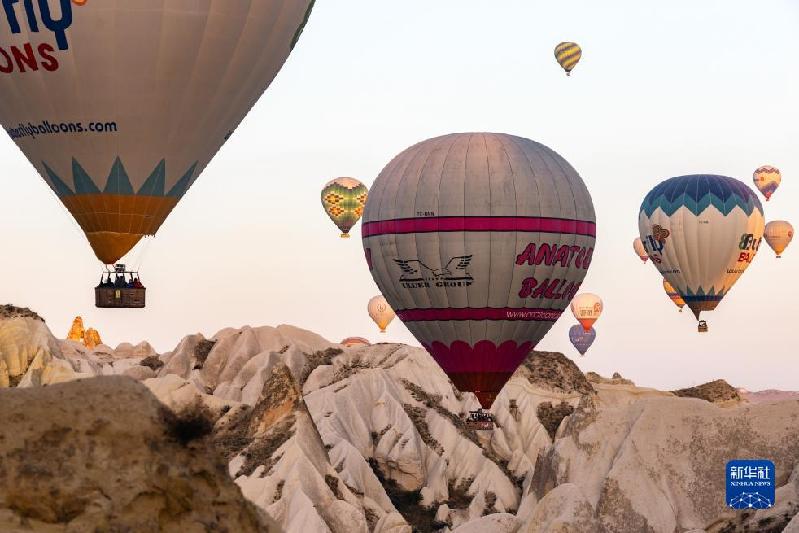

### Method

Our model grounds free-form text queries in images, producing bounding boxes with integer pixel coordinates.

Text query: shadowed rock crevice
[537,401,576,440]
[368,458,435,532]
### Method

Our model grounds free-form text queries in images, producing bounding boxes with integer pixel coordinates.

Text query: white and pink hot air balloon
[362,133,596,408]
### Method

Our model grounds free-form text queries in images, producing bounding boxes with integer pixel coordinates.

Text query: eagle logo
[652,225,671,243]
[394,256,473,284]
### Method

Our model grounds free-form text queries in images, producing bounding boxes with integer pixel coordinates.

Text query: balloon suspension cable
[129,237,153,273]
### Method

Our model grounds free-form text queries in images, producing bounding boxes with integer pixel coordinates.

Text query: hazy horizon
[1,0,797,391]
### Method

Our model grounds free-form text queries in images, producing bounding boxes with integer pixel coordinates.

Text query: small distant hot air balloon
[764,221,794,258]
[753,166,781,201]
[633,237,649,263]
[321,178,369,238]
[0,1,316,308]
[368,295,396,333]
[569,324,596,356]
[362,133,596,409]
[639,174,764,331]
[554,42,582,76]
[341,337,371,348]
[571,293,603,331]
[662,279,685,312]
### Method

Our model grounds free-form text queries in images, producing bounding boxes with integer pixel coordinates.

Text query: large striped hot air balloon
[0,1,315,265]
[638,175,764,328]
[321,178,369,238]
[362,133,596,408]
[554,42,582,76]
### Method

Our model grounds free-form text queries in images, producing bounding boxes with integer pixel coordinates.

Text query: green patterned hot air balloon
[321,178,369,238]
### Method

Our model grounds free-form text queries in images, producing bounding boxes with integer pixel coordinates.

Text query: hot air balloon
[0,1,315,282]
[569,324,596,356]
[753,166,781,201]
[633,237,649,263]
[571,293,603,331]
[639,175,764,331]
[554,42,582,76]
[321,178,369,238]
[361,133,596,409]
[662,279,685,312]
[368,295,396,333]
[763,221,793,258]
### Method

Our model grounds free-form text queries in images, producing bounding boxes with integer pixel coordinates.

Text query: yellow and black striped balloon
[554,42,582,76]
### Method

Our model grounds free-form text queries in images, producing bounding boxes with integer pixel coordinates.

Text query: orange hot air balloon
[763,221,793,258]
[0,1,316,265]
[570,293,603,331]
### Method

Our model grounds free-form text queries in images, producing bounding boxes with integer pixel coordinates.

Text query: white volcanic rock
[0,309,61,384]
[451,513,519,532]
[538,395,799,532]
[114,341,157,358]
[521,483,598,532]
[304,342,522,525]
[216,362,384,533]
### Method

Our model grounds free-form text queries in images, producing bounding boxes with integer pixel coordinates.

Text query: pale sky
[1,0,797,391]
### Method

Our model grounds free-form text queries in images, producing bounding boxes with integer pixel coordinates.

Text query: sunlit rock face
[0,305,61,387]
[66,316,85,343]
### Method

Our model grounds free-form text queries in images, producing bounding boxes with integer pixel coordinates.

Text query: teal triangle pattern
[41,157,199,199]
[71,159,100,194]
[103,157,134,195]
[138,160,166,196]
[167,162,198,198]
[42,162,73,196]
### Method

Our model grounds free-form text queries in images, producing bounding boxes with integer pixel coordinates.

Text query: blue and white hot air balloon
[569,324,596,356]
[638,175,764,329]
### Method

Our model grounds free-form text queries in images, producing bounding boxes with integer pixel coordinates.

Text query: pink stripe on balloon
[424,340,533,373]
[397,308,562,322]
[362,216,596,238]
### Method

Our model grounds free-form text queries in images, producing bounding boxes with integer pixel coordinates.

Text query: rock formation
[3,309,798,533]
[0,376,279,532]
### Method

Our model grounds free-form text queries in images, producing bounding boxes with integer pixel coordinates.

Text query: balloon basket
[697,320,709,333]
[340,233,351,239]
[465,409,494,431]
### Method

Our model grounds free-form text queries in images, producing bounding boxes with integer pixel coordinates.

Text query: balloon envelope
[753,166,781,201]
[764,221,793,258]
[554,42,582,75]
[362,132,596,408]
[367,295,396,333]
[570,293,603,331]
[662,279,685,311]
[639,175,764,320]
[569,324,596,356]
[0,1,315,264]
[633,237,649,263]
[321,178,369,238]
